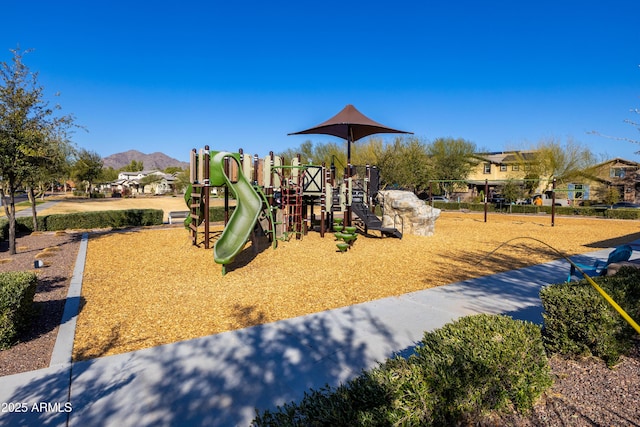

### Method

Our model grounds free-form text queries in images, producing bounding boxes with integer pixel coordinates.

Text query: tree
[100,166,119,183]
[376,136,432,192]
[278,140,348,179]
[139,173,163,193]
[23,131,75,230]
[427,137,479,195]
[120,159,143,172]
[529,137,598,189]
[71,149,103,193]
[500,179,524,203]
[0,47,76,254]
[164,166,184,175]
[175,170,190,193]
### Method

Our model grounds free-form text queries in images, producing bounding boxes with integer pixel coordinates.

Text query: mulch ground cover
[72,212,640,360]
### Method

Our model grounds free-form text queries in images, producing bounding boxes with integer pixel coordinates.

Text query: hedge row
[253,314,552,425]
[431,202,640,219]
[0,209,164,240]
[0,272,38,349]
[541,267,640,366]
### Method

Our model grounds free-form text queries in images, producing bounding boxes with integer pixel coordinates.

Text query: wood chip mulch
[73,213,640,360]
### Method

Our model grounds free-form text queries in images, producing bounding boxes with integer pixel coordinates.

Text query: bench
[168,211,189,224]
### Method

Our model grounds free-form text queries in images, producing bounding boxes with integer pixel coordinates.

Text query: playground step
[380,227,403,239]
[351,202,401,239]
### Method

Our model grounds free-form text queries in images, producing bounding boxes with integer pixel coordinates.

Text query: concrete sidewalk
[13,200,60,218]
[0,241,634,427]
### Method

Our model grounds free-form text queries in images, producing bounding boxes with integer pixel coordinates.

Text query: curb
[50,232,88,366]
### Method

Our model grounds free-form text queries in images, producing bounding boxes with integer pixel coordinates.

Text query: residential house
[589,158,640,203]
[107,170,178,195]
[464,152,640,205]
[462,151,542,201]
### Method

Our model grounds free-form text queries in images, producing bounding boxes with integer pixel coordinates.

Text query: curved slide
[209,151,263,268]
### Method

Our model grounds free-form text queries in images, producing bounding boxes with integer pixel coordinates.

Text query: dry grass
[34,247,61,259]
[40,195,230,222]
[72,212,640,361]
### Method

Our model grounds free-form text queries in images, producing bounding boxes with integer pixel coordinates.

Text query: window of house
[512,165,519,171]
[610,168,625,178]
[483,163,491,174]
[524,164,531,171]
[499,164,507,172]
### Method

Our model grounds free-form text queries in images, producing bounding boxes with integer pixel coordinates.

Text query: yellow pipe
[479,236,640,335]
[570,262,640,335]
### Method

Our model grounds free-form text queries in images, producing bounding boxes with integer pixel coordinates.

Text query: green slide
[209,151,263,268]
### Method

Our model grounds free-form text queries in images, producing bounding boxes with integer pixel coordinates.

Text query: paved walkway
[13,200,60,218]
[0,235,637,427]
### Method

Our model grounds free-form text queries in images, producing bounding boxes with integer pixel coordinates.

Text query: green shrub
[607,208,640,220]
[0,217,45,240]
[254,374,392,426]
[0,272,38,349]
[540,268,640,366]
[209,206,235,222]
[412,314,552,424]
[39,209,163,231]
[1,209,163,240]
[252,314,552,426]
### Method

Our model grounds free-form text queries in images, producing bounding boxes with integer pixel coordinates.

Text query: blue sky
[3,1,639,163]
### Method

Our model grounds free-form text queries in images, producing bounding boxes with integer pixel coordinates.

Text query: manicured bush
[606,208,640,220]
[209,206,235,222]
[252,314,552,426]
[0,209,163,240]
[540,268,640,366]
[412,314,552,424]
[0,217,44,240]
[0,272,38,349]
[42,209,163,230]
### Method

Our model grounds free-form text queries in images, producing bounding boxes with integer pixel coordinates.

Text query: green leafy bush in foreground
[252,314,552,426]
[541,267,640,366]
[0,272,38,349]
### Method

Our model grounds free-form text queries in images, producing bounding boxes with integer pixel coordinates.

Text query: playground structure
[185,146,402,274]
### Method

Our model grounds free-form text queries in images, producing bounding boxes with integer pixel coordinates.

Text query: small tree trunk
[1,189,18,255]
[28,187,38,231]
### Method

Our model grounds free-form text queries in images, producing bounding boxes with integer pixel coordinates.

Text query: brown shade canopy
[288,104,412,143]
[289,104,412,227]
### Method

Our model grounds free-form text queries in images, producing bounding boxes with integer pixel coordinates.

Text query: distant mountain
[102,150,189,171]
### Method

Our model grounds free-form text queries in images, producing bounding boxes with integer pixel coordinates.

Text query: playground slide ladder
[281,183,304,240]
[253,185,278,249]
[188,184,205,245]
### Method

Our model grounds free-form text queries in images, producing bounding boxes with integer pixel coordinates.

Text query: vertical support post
[484,179,488,223]
[429,181,433,206]
[189,148,198,246]
[204,146,210,249]
[190,148,197,184]
[551,178,556,227]
[344,166,351,227]
[253,154,259,184]
[224,156,230,225]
